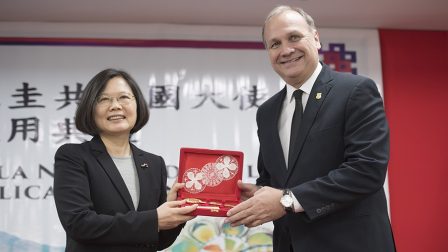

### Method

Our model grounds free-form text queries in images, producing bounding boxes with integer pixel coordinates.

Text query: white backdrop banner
[0,24,383,251]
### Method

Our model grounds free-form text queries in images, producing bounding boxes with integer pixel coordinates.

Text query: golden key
[197,205,220,212]
[185,198,206,204]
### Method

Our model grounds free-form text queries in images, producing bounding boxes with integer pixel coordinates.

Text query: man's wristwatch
[280,189,294,213]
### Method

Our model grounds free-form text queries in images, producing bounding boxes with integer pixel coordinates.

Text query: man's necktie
[288,89,303,169]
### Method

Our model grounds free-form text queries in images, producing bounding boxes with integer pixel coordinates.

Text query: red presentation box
[177,147,244,217]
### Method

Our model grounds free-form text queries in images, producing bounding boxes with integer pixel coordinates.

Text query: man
[226,5,396,252]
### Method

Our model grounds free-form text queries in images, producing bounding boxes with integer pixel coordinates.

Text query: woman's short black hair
[75,68,149,136]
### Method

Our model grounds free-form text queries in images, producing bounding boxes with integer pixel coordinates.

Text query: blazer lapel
[131,144,152,211]
[90,136,135,210]
[286,65,335,182]
[266,87,289,182]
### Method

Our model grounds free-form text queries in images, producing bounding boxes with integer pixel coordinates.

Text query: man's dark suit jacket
[54,136,182,252]
[256,64,395,252]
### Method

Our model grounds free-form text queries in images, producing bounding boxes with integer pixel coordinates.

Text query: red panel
[380,29,448,252]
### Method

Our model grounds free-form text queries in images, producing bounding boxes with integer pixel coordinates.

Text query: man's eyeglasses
[96,94,135,106]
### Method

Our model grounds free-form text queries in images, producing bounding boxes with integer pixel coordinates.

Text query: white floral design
[183,168,206,193]
[216,155,238,180]
[201,163,224,187]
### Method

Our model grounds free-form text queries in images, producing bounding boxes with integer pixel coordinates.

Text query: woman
[54,68,197,252]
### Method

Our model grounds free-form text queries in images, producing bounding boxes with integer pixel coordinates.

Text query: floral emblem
[201,163,224,187]
[183,168,206,193]
[215,155,238,180]
[183,155,239,193]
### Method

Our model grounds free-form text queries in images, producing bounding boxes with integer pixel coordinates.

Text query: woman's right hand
[157,200,197,230]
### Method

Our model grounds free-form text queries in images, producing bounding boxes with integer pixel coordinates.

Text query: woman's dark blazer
[54,136,182,252]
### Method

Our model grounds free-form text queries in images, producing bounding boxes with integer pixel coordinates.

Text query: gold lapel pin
[316,93,322,100]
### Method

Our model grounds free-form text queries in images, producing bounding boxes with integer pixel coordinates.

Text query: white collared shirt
[277,62,322,213]
[278,62,322,166]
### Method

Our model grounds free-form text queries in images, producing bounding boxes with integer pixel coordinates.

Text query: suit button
[316,208,322,214]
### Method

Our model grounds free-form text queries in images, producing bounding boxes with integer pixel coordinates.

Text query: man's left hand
[225,186,285,227]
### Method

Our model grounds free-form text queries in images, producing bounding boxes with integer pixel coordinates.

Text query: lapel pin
[140,163,149,169]
[316,93,322,100]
